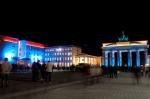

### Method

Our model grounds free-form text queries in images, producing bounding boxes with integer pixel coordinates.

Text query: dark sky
[0,9,150,56]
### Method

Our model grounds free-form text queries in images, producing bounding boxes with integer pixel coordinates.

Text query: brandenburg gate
[102,32,149,67]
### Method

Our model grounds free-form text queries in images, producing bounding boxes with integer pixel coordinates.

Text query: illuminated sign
[18,40,26,59]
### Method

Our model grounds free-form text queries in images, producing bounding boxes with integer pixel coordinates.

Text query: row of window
[45,48,72,52]
[45,52,72,56]
[27,46,44,51]
[53,62,72,66]
[45,57,72,61]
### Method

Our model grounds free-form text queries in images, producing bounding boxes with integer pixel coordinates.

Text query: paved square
[11,73,150,99]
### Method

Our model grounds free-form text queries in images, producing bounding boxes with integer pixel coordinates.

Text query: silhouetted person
[109,66,113,78]
[0,60,2,81]
[133,66,141,84]
[32,62,38,81]
[41,62,46,80]
[114,66,118,78]
[1,58,12,88]
[36,60,42,80]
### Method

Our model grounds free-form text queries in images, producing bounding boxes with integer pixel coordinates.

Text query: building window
[67,63,70,66]
[65,57,67,60]
[70,57,72,60]
[68,57,70,60]
[57,58,59,61]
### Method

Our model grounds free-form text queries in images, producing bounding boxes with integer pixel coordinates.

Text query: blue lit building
[0,35,100,67]
[102,32,149,67]
[0,35,46,64]
[0,36,19,63]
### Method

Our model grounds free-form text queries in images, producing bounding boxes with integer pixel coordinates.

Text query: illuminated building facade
[75,53,101,66]
[0,35,45,64]
[102,32,149,67]
[0,35,101,67]
[44,46,81,67]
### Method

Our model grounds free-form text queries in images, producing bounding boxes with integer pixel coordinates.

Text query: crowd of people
[101,65,150,84]
[2,57,150,88]
[0,58,54,88]
[31,60,53,83]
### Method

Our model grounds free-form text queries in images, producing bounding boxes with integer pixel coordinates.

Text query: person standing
[36,60,42,80]
[31,62,38,82]
[0,60,2,80]
[41,62,46,80]
[45,61,53,83]
[1,58,12,88]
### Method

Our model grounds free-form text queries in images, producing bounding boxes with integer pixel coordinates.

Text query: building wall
[0,35,101,67]
[0,36,45,64]
[44,46,82,67]
[26,46,44,63]
[75,55,101,66]
[0,41,18,63]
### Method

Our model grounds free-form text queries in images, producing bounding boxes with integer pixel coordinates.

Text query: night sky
[0,12,150,56]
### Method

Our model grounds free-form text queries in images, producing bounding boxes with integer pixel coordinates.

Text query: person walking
[1,58,12,88]
[45,61,53,84]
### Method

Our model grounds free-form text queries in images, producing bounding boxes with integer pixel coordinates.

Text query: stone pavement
[2,72,150,99]
[0,71,83,97]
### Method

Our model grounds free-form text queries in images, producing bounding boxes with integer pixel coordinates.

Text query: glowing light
[56,48,62,51]
[4,53,13,61]
[104,52,108,67]
[26,41,45,48]
[31,55,43,63]
[136,51,140,67]
[3,37,19,43]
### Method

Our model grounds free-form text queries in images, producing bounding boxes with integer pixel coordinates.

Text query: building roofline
[0,35,47,48]
[102,40,148,48]
[47,45,81,48]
